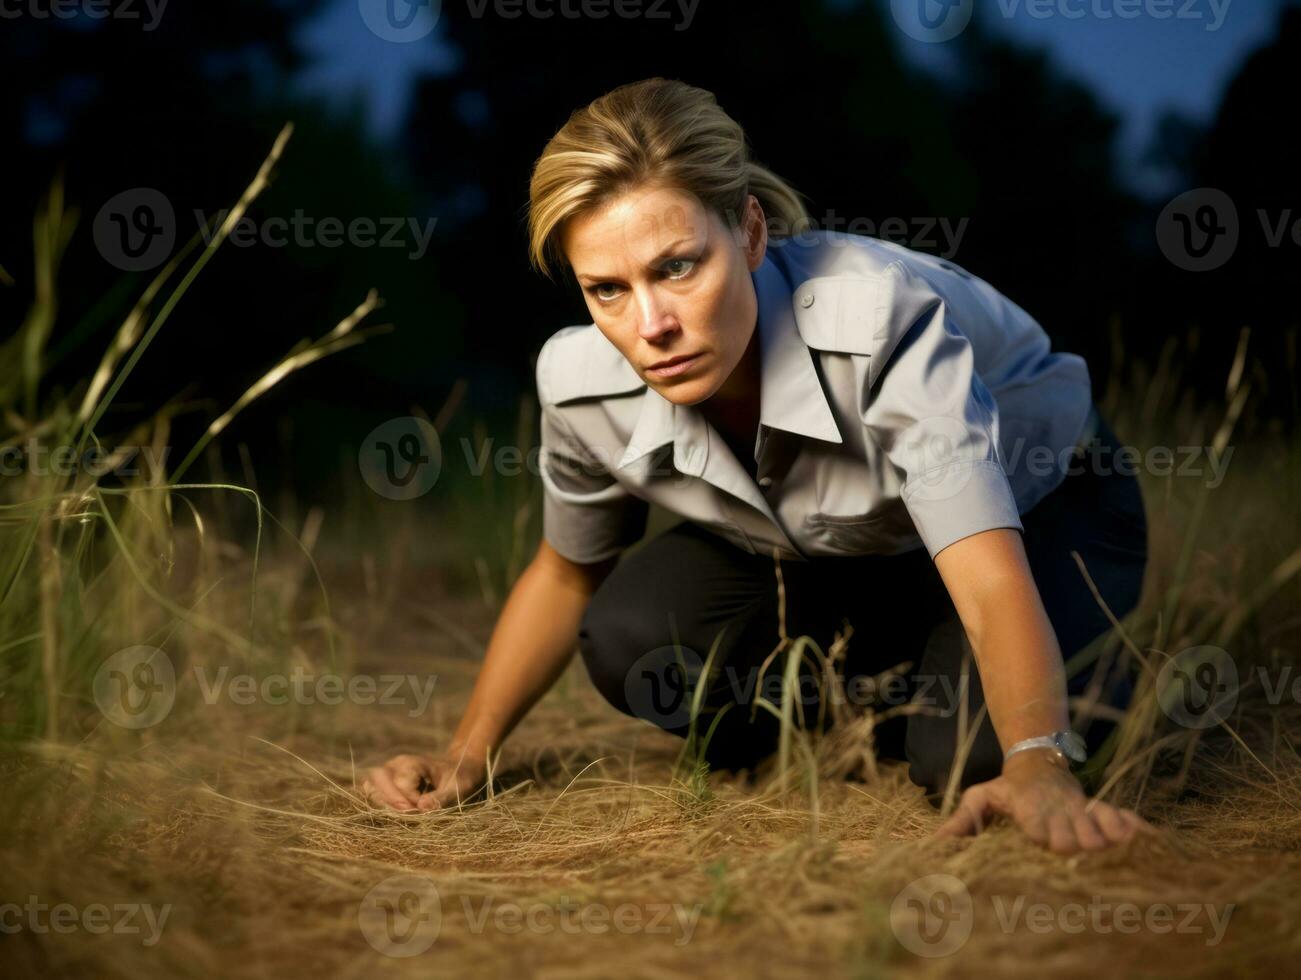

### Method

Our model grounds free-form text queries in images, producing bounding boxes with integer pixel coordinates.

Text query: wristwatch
[1003,730,1087,768]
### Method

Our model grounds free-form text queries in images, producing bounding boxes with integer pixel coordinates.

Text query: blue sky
[295,0,1295,196]
[295,0,456,140]
[889,0,1292,195]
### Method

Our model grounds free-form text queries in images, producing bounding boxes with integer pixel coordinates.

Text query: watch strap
[1003,731,1087,767]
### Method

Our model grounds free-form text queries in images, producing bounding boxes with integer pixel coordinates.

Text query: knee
[577,579,707,731]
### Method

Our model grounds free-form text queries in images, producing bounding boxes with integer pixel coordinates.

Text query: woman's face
[561,183,767,406]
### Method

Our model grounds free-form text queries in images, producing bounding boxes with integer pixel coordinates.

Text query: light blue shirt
[536,230,1095,564]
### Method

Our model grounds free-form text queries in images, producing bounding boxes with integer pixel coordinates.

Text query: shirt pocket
[803,510,890,554]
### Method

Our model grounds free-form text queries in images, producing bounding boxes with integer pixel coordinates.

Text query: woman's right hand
[362,750,488,812]
[359,542,605,814]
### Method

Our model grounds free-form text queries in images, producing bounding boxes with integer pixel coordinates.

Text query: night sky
[296,0,1291,197]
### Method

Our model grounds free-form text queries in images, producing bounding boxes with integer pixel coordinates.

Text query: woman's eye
[589,257,695,302]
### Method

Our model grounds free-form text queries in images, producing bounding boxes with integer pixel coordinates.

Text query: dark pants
[577,411,1148,799]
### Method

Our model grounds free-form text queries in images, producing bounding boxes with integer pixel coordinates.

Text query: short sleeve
[536,352,649,565]
[862,266,1023,560]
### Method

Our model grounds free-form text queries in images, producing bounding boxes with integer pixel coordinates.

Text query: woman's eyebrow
[575,237,696,284]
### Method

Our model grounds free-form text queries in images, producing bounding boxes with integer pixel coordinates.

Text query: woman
[365,78,1154,854]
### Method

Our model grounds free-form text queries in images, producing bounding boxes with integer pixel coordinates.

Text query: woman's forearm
[445,543,613,766]
[932,531,1154,849]
[963,582,1071,753]
[932,529,1071,756]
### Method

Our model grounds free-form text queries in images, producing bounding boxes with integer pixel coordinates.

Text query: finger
[416,765,478,812]
[1070,808,1108,851]
[438,771,480,808]
[1120,808,1158,835]
[935,803,979,837]
[389,759,429,800]
[417,784,456,811]
[1047,811,1079,855]
[418,781,468,812]
[368,767,417,811]
[1087,801,1135,844]
[416,790,441,812]
[362,776,392,808]
[935,786,990,838]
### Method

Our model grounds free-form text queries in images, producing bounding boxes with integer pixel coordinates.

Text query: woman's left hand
[934,749,1156,854]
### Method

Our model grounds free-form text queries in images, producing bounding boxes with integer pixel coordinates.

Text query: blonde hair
[526,77,812,282]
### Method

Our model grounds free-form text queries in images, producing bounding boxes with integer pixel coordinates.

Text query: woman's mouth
[646,352,704,379]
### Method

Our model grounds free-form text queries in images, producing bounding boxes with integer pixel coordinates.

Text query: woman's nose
[634,289,677,341]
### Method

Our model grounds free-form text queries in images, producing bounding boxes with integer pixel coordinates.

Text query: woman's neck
[698,325,762,471]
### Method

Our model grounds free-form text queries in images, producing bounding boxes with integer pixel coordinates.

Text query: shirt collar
[616,248,843,472]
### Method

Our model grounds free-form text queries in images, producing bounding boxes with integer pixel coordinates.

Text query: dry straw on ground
[5,438,1301,978]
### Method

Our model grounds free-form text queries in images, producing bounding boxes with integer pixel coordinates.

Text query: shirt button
[758,476,774,488]
[799,292,815,308]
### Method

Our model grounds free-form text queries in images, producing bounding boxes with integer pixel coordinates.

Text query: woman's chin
[648,373,716,405]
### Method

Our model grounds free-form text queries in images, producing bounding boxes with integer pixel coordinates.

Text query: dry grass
[4,455,1300,978]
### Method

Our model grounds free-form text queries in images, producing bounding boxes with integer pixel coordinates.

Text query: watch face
[1059,731,1088,762]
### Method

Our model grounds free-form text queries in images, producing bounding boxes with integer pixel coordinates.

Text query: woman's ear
[741,193,768,271]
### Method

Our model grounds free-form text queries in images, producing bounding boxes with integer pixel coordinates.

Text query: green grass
[0,125,386,744]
